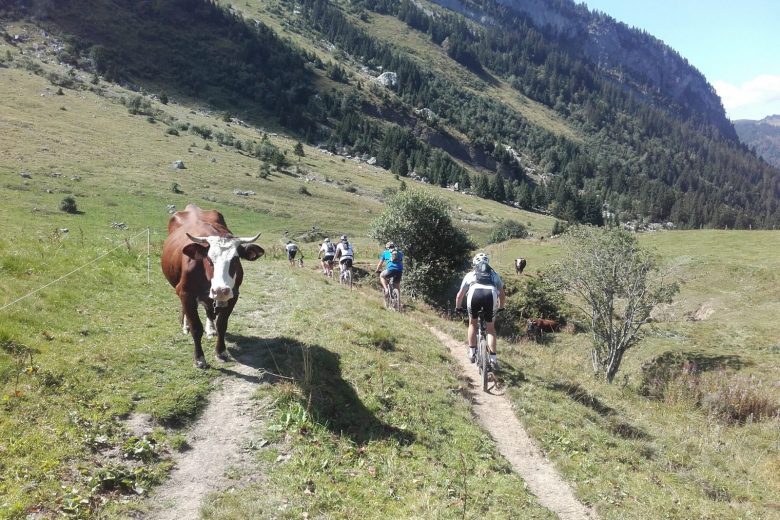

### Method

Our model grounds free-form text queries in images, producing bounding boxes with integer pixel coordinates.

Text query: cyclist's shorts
[339,257,353,269]
[323,254,335,262]
[467,288,496,322]
[287,250,298,260]
[381,269,402,282]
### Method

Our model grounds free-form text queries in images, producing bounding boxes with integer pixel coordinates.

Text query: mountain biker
[334,235,354,276]
[375,241,403,302]
[285,240,299,267]
[454,253,506,371]
[318,237,336,275]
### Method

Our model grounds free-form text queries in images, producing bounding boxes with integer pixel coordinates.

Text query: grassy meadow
[1,22,779,520]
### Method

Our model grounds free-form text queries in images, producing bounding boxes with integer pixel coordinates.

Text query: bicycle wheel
[391,288,400,311]
[479,337,489,391]
[346,269,353,289]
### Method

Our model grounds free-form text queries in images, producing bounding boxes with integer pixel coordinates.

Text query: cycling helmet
[386,241,395,249]
[340,235,348,242]
[324,237,331,243]
[472,252,489,266]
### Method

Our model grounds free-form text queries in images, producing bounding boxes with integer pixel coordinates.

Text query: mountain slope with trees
[735,115,780,169]
[2,0,779,228]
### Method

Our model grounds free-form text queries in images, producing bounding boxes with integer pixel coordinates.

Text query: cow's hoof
[215,352,229,362]
[195,357,208,369]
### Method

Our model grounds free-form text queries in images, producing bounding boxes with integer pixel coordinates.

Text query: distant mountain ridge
[735,115,780,169]
[432,0,735,140]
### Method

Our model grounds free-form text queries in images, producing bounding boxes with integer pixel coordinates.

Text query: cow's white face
[202,236,242,302]
[186,232,262,302]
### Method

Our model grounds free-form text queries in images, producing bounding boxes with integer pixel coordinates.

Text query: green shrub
[59,196,78,214]
[487,219,528,244]
[298,186,311,196]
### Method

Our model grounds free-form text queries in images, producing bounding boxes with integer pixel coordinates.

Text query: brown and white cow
[526,318,560,341]
[515,257,527,275]
[161,204,263,368]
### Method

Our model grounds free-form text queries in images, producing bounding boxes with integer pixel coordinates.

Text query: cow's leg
[180,308,190,335]
[181,296,207,368]
[202,301,217,338]
[213,302,236,362]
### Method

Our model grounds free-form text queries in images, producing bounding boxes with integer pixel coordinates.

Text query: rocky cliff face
[432,0,736,140]
[735,116,780,168]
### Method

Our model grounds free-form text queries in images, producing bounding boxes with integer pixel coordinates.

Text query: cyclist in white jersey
[334,235,354,272]
[318,238,336,275]
[455,253,505,371]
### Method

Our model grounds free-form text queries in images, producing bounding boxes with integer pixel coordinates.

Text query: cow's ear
[183,243,208,260]
[239,244,264,261]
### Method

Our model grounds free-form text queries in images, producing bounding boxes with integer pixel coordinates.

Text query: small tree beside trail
[548,225,678,383]
[369,190,473,303]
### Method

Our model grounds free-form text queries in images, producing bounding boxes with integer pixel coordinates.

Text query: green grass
[2,24,779,520]
[476,231,780,519]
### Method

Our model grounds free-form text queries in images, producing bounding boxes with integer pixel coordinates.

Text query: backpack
[390,248,400,262]
[289,243,298,252]
[325,242,335,254]
[473,260,495,285]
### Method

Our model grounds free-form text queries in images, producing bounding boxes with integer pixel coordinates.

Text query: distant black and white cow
[515,257,527,275]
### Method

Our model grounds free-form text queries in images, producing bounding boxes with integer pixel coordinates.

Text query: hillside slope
[735,115,780,169]
[3,0,779,229]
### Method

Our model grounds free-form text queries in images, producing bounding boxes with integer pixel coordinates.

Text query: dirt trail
[428,326,598,520]
[143,350,267,520]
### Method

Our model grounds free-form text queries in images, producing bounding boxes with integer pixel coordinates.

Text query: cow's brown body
[527,318,560,341]
[161,204,263,368]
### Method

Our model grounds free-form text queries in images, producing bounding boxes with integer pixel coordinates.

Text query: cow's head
[184,232,263,302]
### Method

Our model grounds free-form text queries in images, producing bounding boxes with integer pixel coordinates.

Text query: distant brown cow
[515,258,527,274]
[527,318,560,341]
[161,204,263,368]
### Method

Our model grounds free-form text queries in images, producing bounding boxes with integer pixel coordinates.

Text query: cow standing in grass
[161,204,263,368]
[515,258,527,275]
[527,318,560,342]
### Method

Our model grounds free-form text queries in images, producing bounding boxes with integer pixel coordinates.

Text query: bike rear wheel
[478,336,489,391]
[391,288,400,311]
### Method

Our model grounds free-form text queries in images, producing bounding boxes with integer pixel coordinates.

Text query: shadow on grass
[547,381,651,441]
[645,351,748,373]
[225,333,415,446]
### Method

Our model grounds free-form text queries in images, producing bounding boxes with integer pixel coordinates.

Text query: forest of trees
[17,0,780,228]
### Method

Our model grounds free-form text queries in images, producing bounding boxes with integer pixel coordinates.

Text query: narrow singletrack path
[144,351,267,520]
[428,326,598,520]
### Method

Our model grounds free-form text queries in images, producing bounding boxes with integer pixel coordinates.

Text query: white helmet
[324,237,331,243]
[472,252,489,266]
[341,235,348,242]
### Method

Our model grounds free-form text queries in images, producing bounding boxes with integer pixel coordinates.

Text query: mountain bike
[461,308,500,392]
[323,259,334,278]
[475,309,491,392]
[339,261,353,289]
[383,273,401,311]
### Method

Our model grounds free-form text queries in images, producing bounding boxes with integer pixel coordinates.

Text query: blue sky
[579,0,780,120]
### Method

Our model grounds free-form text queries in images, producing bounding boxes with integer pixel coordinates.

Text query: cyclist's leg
[379,269,390,293]
[466,290,478,352]
[483,292,497,354]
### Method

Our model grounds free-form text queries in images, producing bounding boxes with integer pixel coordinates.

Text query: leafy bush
[59,196,78,214]
[487,219,528,244]
[370,190,474,303]
[298,186,311,196]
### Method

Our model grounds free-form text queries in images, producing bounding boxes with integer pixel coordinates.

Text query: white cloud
[713,75,780,120]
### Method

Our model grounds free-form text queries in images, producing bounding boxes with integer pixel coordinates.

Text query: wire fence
[0,228,151,313]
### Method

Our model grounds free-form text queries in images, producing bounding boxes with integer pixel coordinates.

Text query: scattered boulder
[367,157,377,165]
[166,204,176,214]
[20,172,32,179]
[172,160,185,169]
[375,71,398,89]
[233,189,255,196]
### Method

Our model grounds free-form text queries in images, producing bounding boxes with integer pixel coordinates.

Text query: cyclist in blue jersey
[375,241,403,299]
